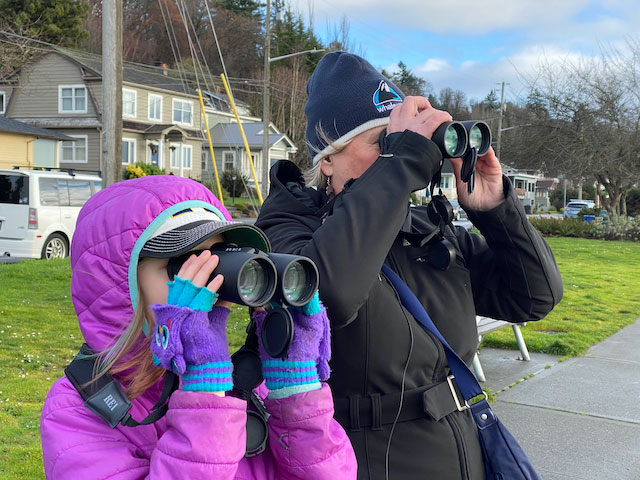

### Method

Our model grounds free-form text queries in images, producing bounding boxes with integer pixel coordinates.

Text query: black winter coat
[256,131,563,480]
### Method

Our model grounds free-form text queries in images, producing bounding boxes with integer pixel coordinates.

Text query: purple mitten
[151,304,233,392]
[253,293,331,397]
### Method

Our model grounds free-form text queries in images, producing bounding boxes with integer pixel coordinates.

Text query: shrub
[528,217,640,241]
[221,169,248,197]
[236,202,249,213]
[125,163,145,179]
[548,206,557,213]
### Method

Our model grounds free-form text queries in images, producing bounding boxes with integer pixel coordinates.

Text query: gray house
[0,49,264,180]
[201,122,297,191]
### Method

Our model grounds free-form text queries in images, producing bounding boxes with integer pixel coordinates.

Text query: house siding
[56,129,101,173]
[6,53,98,119]
[0,132,35,169]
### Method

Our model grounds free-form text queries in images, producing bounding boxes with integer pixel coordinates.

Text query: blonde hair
[303,123,351,189]
[90,290,164,400]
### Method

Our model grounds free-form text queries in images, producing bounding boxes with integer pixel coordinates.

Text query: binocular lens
[469,125,483,150]
[283,262,305,304]
[238,259,269,304]
[444,127,460,157]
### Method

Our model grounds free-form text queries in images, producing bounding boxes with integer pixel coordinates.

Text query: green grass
[482,237,640,356]
[1,237,639,478]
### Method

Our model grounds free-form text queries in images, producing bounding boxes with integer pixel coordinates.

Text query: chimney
[155,62,169,76]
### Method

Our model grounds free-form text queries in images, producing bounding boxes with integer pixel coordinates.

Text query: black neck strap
[65,343,179,428]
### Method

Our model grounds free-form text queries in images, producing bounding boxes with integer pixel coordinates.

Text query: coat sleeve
[263,383,357,479]
[41,378,247,479]
[258,131,442,327]
[458,176,564,322]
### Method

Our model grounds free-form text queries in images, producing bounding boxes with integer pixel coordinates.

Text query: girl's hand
[387,96,453,140]
[449,146,504,211]
[175,250,233,308]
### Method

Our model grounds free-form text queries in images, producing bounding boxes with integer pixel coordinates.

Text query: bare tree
[503,42,640,216]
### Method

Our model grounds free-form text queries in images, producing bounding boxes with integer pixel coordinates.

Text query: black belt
[333,376,468,431]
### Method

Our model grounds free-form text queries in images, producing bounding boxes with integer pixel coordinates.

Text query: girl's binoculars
[431,120,492,158]
[166,246,319,307]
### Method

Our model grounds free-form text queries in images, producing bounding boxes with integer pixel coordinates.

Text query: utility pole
[102,0,123,187]
[495,81,508,159]
[261,0,271,200]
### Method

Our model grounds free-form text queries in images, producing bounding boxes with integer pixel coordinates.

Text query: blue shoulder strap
[381,264,484,401]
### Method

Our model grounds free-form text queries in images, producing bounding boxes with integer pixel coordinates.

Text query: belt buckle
[446,375,470,412]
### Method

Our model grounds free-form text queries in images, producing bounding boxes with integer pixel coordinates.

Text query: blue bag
[381,265,541,480]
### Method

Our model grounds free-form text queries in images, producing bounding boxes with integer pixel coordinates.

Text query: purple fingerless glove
[151,304,233,392]
[253,293,331,397]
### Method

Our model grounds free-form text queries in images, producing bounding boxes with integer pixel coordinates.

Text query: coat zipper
[382,255,446,382]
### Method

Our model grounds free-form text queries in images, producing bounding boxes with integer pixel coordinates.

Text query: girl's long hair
[91,294,165,400]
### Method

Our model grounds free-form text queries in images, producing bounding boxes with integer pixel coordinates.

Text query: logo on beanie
[373,81,402,113]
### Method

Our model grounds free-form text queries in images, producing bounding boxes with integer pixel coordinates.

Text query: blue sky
[288,0,640,103]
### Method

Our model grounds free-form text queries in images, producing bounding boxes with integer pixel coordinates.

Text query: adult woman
[256,52,563,479]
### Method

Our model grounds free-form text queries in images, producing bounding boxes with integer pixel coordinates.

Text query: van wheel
[42,234,68,260]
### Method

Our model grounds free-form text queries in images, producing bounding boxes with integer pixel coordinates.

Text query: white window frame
[182,144,193,170]
[59,135,88,163]
[58,85,87,114]
[148,93,163,122]
[440,175,450,189]
[122,89,137,118]
[172,98,194,126]
[201,150,208,171]
[122,138,136,165]
[222,150,235,171]
[0,91,5,114]
[170,143,193,170]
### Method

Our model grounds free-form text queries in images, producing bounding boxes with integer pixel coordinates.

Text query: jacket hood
[256,160,329,235]
[70,175,231,354]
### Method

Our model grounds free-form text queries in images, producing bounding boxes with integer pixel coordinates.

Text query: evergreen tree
[383,61,431,97]
[0,0,89,46]
[217,0,263,18]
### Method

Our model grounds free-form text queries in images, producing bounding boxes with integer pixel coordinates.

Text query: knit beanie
[305,52,406,165]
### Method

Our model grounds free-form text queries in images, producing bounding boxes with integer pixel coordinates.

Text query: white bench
[472,316,531,382]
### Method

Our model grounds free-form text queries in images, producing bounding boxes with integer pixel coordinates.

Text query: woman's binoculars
[166,245,319,307]
[431,120,491,158]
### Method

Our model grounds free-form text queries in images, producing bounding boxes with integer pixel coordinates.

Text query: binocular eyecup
[166,245,319,307]
[431,120,491,158]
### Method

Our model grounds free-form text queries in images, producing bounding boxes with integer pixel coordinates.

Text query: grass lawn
[482,237,640,356]
[1,237,639,478]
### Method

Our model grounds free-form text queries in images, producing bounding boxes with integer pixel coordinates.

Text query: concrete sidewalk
[479,319,640,480]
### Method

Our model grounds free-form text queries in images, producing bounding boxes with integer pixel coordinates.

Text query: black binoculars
[431,120,491,158]
[166,245,319,307]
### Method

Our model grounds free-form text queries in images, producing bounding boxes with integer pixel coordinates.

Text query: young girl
[40,175,357,479]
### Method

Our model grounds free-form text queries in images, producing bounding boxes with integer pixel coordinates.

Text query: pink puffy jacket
[40,176,357,479]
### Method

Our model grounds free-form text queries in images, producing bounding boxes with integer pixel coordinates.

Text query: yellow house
[0,117,73,170]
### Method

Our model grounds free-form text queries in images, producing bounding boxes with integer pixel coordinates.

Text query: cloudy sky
[288,0,640,103]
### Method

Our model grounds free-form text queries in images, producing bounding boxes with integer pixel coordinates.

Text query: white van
[0,169,102,259]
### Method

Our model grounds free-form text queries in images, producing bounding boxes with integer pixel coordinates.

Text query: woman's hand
[449,146,504,211]
[175,250,233,309]
[387,96,452,140]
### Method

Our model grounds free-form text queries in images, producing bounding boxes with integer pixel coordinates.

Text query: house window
[201,150,208,171]
[59,85,87,113]
[170,144,193,170]
[123,89,137,117]
[60,135,88,163]
[122,138,136,164]
[172,99,193,125]
[148,94,162,121]
[0,91,5,114]
[515,179,524,189]
[223,151,235,170]
[439,176,450,189]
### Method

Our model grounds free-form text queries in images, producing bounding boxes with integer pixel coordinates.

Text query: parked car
[0,169,102,259]
[563,200,596,219]
[449,198,465,221]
